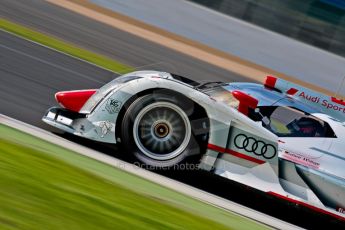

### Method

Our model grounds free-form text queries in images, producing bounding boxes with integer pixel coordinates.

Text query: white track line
[0,29,126,75]
[0,114,303,230]
[0,43,104,84]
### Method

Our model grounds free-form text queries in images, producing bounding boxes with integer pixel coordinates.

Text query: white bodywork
[42,71,345,221]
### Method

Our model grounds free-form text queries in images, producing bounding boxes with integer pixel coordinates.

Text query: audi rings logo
[234,134,277,159]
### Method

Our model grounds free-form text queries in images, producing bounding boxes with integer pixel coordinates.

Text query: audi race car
[43,71,345,221]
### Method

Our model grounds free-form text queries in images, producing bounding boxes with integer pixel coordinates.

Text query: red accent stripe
[207,143,266,164]
[207,143,226,153]
[264,76,277,88]
[267,191,345,221]
[331,97,345,106]
[286,88,298,95]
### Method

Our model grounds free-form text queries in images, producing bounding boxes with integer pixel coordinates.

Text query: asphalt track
[1,0,249,83]
[0,0,345,228]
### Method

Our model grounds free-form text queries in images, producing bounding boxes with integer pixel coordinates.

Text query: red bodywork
[55,89,96,112]
[231,90,258,115]
[264,76,277,88]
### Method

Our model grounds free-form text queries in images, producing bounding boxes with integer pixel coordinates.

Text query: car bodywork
[43,71,345,220]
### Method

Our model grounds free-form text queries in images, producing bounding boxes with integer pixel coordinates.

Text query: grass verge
[0,124,269,230]
[0,18,133,73]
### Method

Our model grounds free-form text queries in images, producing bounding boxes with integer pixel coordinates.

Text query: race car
[43,71,345,221]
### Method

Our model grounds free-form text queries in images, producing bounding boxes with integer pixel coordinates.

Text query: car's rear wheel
[121,93,200,167]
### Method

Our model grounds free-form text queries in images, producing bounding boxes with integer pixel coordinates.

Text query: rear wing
[264,76,345,122]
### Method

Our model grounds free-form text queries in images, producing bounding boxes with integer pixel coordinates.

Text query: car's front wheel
[121,93,199,167]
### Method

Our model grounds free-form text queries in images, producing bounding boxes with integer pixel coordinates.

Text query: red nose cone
[55,89,96,112]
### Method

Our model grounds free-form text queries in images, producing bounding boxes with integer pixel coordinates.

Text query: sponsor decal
[105,98,122,114]
[99,121,112,138]
[282,150,320,169]
[233,134,277,159]
[298,92,345,113]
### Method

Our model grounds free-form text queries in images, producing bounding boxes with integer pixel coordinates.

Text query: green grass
[0,125,269,230]
[0,18,134,74]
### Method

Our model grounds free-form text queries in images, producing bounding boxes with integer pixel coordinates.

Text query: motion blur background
[92,0,345,95]
[190,0,345,57]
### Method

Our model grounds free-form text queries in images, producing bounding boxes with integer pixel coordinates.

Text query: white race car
[43,71,345,221]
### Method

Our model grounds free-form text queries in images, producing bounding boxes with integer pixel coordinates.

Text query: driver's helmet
[295,117,319,136]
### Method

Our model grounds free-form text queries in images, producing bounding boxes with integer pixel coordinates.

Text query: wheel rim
[133,102,191,160]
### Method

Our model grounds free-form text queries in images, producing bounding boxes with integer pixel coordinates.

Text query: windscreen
[202,87,239,109]
[253,106,336,138]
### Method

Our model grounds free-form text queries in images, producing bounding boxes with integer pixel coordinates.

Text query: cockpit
[203,83,336,138]
[249,106,336,138]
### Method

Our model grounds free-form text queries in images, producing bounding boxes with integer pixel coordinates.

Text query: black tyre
[121,93,202,167]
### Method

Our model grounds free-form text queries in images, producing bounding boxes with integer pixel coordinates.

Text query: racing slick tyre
[121,93,203,168]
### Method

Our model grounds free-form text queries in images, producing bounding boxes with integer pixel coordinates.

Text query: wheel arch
[115,88,209,145]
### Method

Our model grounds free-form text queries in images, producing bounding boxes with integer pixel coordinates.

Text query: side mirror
[254,108,270,125]
[262,116,270,126]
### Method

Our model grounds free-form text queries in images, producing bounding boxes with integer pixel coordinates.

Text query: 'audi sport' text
[298,92,345,113]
